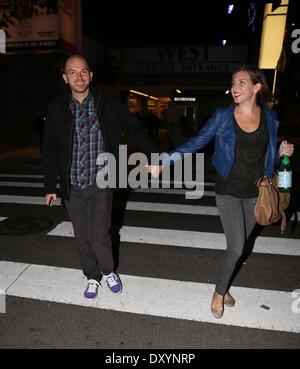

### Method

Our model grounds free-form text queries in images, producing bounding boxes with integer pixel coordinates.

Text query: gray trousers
[215,194,257,296]
[65,184,114,283]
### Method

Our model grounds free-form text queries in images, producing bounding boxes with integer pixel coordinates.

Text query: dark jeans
[65,184,114,283]
[215,194,257,296]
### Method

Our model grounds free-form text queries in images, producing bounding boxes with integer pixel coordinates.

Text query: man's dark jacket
[43,87,157,200]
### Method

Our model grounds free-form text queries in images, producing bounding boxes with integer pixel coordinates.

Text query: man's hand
[45,194,57,207]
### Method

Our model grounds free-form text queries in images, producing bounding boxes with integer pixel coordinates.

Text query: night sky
[82,1,254,47]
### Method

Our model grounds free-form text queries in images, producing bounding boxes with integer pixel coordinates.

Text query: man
[43,55,157,299]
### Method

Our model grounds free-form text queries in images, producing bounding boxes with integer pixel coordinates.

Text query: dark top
[215,110,269,198]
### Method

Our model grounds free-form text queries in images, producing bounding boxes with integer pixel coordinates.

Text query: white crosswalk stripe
[0,174,44,179]
[0,173,300,336]
[0,194,219,214]
[1,193,299,220]
[1,261,299,333]
[0,180,215,196]
[0,195,62,206]
[0,175,299,219]
[47,221,300,257]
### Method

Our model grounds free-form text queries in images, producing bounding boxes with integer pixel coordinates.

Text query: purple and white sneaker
[102,272,122,294]
[84,279,99,299]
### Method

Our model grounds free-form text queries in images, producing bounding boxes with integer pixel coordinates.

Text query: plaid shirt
[69,93,105,189]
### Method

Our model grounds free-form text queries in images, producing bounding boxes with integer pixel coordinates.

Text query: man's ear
[89,71,93,81]
[62,73,68,84]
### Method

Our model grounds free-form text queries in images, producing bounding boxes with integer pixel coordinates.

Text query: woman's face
[231,71,261,105]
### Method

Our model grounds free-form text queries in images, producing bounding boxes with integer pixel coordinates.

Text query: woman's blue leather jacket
[163,107,279,179]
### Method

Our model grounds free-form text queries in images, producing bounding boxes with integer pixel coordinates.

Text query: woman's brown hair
[232,65,277,108]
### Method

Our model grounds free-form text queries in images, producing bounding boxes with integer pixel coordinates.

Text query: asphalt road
[0,165,299,357]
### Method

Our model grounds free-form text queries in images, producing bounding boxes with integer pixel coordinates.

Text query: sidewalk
[0,145,43,174]
[0,146,42,164]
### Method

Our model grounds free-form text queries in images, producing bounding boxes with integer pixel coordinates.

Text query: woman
[150,65,294,319]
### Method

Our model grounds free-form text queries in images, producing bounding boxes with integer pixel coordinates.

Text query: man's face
[62,57,93,97]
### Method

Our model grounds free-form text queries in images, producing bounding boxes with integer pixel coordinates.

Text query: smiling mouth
[74,82,87,89]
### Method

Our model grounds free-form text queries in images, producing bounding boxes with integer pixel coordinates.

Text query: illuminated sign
[174,97,196,102]
[111,46,248,75]
[1,2,59,51]
[0,29,5,53]
[259,1,289,69]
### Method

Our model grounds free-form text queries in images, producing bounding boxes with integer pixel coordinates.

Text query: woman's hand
[279,140,294,157]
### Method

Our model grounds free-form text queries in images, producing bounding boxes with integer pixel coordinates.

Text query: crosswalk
[0,173,300,336]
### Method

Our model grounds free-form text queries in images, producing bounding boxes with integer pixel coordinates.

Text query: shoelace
[87,282,98,292]
[105,274,118,287]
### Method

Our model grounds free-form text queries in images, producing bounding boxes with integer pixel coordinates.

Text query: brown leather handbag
[254,173,290,234]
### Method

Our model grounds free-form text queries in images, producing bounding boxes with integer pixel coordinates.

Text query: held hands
[45,142,292,189]
[279,140,294,157]
[146,165,164,178]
